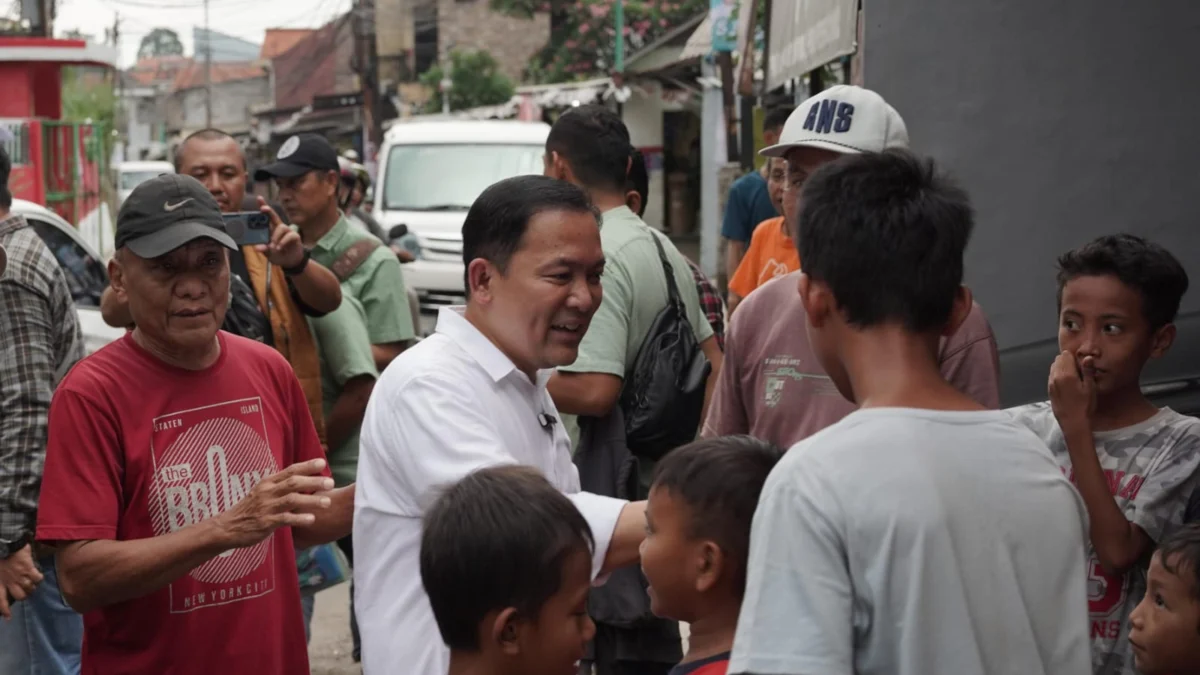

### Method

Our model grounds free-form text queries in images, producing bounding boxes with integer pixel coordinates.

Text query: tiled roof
[172,60,267,91]
[270,15,354,111]
[260,28,314,59]
[126,55,192,86]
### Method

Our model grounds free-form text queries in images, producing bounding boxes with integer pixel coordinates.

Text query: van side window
[27,218,107,308]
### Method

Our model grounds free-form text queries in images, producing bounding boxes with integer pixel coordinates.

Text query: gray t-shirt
[729,408,1092,675]
[1008,404,1200,675]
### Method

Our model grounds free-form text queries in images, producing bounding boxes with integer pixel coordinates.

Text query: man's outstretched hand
[214,459,333,550]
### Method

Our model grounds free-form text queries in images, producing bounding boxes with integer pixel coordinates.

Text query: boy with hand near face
[639,436,783,675]
[420,465,596,675]
[1128,523,1200,675]
[1011,234,1200,675]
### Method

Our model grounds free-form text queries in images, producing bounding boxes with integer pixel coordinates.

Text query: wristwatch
[283,247,312,277]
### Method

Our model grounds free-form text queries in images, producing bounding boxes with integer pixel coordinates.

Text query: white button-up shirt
[353,307,627,675]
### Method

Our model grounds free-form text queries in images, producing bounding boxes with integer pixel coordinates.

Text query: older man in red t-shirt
[35,174,354,675]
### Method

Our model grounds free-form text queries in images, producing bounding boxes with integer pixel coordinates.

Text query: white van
[373,120,550,308]
[116,160,175,207]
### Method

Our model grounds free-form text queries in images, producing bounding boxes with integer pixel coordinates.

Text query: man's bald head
[175,129,248,213]
[174,129,246,173]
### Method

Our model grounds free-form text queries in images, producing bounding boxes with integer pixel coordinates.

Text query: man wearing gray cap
[32,174,354,674]
[703,85,1001,448]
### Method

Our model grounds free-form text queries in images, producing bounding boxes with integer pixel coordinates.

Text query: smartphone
[222,211,272,246]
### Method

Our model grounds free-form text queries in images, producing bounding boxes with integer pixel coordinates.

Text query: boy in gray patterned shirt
[1011,234,1200,675]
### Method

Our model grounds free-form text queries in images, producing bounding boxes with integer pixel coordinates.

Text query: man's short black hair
[420,465,594,651]
[461,174,599,292]
[0,144,11,210]
[1159,523,1200,601]
[1056,234,1189,331]
[546,104,633,192]
[174,128,246,172]
[650,436,783,595]
[797,148,974,332]
[763,107,794,133]
[626,149,649,217]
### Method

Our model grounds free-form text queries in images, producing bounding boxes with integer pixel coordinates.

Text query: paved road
[308,583,359,675]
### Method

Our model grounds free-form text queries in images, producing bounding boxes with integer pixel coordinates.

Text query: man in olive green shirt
[257,133,415,371]
[542,104,722,675]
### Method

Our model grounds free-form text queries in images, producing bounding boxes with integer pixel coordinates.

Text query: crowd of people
[0,82,1197,675]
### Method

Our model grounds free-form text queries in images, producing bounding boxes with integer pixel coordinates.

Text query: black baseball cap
[254,133,340,181]
[115,174,237,258]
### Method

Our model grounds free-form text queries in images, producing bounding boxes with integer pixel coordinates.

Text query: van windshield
[120,170,169,191]
[383,144,544,211]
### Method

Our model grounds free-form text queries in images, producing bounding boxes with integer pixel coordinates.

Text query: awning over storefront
[766,0,857,91]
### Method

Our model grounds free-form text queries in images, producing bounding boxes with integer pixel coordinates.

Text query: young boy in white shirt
[728,149,1092,675]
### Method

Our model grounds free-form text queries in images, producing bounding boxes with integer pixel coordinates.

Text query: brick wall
[436,0,549,83]
[167,76,271,135]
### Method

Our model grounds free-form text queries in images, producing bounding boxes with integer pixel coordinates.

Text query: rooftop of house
[172,60,268,91]
[126,55,192,86]
[260,28,315,60]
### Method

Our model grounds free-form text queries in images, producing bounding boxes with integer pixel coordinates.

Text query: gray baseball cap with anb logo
[115,173,238,258]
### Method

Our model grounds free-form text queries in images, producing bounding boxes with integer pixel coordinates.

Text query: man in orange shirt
[727,156,800,314]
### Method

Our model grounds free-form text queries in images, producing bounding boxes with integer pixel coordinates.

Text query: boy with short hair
[1010,233,1200,675]
[639,436,783,675]
[1128,523,1200,675]
[420,465,596,675]
[728,149,1092,675]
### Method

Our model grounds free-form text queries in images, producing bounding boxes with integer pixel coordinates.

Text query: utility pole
[203,0,213,128]
[354,0,383,165]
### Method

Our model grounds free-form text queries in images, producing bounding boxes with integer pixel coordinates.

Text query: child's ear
[694,541,724,593]
[798,273,831,328]
[1149,322,1176,359]
[489,607,522,656]
[942,285,974,337]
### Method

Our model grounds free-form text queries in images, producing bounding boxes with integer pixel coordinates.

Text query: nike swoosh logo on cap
[164,198,194,211]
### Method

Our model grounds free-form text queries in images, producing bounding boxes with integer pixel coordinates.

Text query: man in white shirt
[353,175,647,675]
[728,149,1091,675]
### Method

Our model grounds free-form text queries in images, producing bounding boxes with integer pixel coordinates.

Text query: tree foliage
[493,0,709,83]
[136,27,184,61]
[419,50,517,113]
[61,67,117,162]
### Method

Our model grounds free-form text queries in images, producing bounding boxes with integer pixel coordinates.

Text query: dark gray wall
[862,1,1200,405]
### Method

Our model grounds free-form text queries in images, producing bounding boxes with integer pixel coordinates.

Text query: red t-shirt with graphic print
[36,331,327,675]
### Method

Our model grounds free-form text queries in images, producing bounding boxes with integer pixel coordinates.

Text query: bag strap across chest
[331,238,382,283]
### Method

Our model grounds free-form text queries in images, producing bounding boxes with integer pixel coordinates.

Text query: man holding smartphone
[100,128,343,446]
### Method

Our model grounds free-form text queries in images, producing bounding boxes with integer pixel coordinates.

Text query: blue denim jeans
[0,554,83,674]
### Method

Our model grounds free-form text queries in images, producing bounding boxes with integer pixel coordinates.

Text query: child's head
[794,148,974,402]
[640,436,783,623]
[1129,523,1200,675]
[1055,234,1188,396]
[767,156,787,219]
[420,465,595,675]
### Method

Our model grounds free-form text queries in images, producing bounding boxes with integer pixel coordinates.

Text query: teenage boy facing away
[728,149,1092,675]
[1010,234,1200,675]
[1128,523,1200,675]
[420,465,595,675]
[639,436,783,675]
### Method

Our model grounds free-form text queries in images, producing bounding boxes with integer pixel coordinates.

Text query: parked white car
[373,120,550,309]
[11,199,126,354]
[116,160,175,207]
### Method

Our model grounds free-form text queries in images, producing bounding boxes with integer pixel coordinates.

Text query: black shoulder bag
[619,233,712,461]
